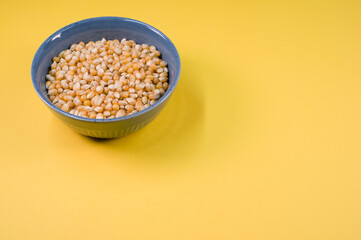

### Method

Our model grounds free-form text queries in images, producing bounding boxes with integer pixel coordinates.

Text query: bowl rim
[31,16,181,123]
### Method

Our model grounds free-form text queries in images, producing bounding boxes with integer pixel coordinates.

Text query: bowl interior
[32,17,180,120]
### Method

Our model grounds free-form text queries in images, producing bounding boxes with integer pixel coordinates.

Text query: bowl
[31,17,181,138]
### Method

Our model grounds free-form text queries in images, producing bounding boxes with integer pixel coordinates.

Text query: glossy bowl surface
[31,17,181,138]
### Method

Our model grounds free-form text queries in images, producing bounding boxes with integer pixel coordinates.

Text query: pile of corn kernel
[46,38,168,119]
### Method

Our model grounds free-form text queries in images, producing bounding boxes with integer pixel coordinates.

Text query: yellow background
[1,0,361,239]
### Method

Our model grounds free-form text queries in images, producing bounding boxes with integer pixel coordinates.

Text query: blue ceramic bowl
[31,17,181,138]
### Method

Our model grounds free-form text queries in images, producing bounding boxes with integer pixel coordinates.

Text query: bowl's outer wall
[32,17,180,138]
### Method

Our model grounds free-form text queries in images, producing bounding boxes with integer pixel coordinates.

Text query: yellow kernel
[149,93,160,100]
[103,111,111,117]
[104,87,109,94]
[89,112,97,118]
[96,113,104,119]
[149,45,156,53]
[127,67,134,74]
[80,94,87,102]
[163,82,168,90]
[116,110,126,118]
[48,89,57,95]
[83,100,91,106]
[149,64,157,71]
[96,85,104,94]
[159,76,167,82]
[135,100,143,111]
[160,72,168,77]
[102,75,112,81]
[125,105,134,112]
[87,91,95,99]
[63,95,73,102]
[105,102,112,111]
[73,97,82,106]
[142,96,148,104]
[160,61,167,67]
[61,104,70,112]
[125,98,136,105]
[76,90,85,96]
[112,104,120,111]
[78,111,87,117]
[94,106,104,113]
